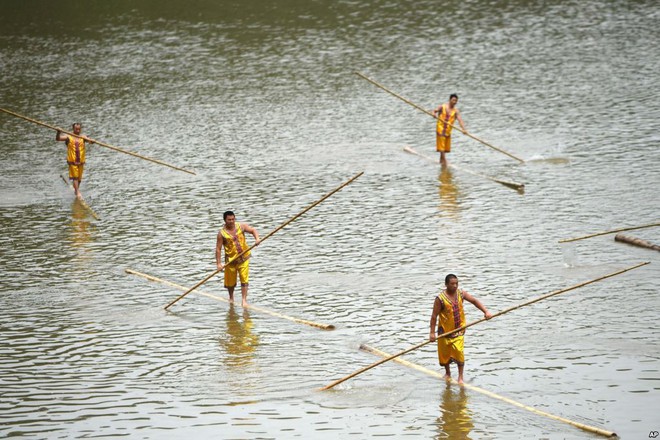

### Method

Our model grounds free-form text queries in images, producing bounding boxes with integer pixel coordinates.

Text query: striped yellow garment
[66,135,86,165]
[436,104,457,137]
[220,223,251,264]
[436,288,466,337]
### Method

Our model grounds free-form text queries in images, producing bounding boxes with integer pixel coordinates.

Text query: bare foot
[457,377,464,384]
[443,374,451,382]
[242,301,248,308]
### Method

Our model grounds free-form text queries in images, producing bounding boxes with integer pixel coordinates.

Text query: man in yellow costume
[216,211,260,307]
[429,274,492,384]
[56,123,94,199]
[432,94,467,168]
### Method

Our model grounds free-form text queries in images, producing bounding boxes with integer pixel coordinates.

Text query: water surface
[1,0,659,438]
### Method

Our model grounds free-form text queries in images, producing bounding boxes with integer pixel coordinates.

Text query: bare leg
[457,363,465,384]
[440,152,448,168]
[227,286,235,303]
[73,179,83,199]
[241,284,248,308]
[443,364,451,381]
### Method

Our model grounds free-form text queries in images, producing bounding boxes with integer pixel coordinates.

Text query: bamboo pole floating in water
[615,233,660,251]
[559,222,660,243]
[319,261,649,391]
[163,171,364,310]
[354,71,525,164]
[403,146,525,193]
[359,344,617,438]
[1,107,196,175]
[60,174,101,220]
[126,269,335,330]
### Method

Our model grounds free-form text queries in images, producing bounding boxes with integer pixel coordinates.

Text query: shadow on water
[435,383,474,440]
[219,304,259,369]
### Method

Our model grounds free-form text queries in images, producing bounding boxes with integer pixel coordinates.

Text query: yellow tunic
[435,289,467,365]
[66,135,86,165]
[220,223,251,263]
[220,223,251,287]
[66,135,86,181]
[436,104,457,153]
[436,104,457,137]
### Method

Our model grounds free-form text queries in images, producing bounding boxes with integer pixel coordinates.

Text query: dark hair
[72,122,81,129]
[445,274,458,284]
[449,94,458,101]
[223,210,235,221]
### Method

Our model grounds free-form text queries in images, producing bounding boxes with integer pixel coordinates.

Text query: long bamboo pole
[559,222,660,243]
[403,146,525,193]
[60,174,101,220]
[359,344,616,438]
[126,269,335,330]
[164,171,364,309]
[319,261,649,391]
[1,107,196,175]
[354,72,525,164]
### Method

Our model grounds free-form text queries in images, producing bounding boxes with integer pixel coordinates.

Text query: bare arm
[429,297,442,341]
[242,224,261,245]
[463,291,492,319]
[215,231,224,271]
[455,109,467,133]
[432,104,443,117]
[55,131,94,144]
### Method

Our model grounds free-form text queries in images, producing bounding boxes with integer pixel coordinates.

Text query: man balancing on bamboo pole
[55,122,94,199]
[432,94,467,168]
[215,211,261,308]
[429,274,492,384]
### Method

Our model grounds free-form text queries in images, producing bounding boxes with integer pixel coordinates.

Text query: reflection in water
[220,305,259,369]
[68,199,94,261]
[438,167,460,219]
[436,383,474,439]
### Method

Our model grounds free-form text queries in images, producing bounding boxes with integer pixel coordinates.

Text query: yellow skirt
[437,335,464,366]
[436,135,451,153]
[68,164,84,181]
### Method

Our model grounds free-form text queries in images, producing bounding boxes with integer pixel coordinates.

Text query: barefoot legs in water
[443,362,465,384]
[72,178,83,199]
[227,285,249,308]
[240,284,248,308]
[443,364,451,381]
[440,151,448,168]
[457,363,465,384]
